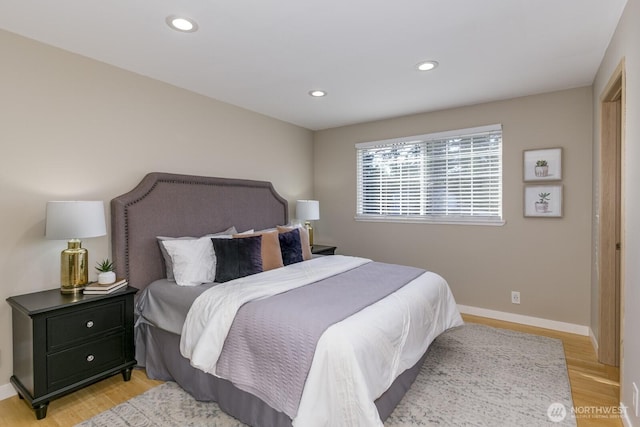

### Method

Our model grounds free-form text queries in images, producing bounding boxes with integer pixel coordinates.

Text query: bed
[111,172,463,426]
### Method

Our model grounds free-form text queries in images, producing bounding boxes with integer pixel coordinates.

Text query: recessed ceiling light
[166,16,198,32]
[417,61,439,71]
[309,90,327,97]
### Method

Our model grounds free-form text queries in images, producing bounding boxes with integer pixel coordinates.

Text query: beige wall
[0,30,313,388]
[4,3,635,409]
[592,0,640,422]
[314,87,593,326]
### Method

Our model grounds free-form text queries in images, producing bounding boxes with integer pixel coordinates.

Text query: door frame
[598,58,625,366]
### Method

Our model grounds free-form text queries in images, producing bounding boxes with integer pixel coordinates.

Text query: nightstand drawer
[47,301,125,351]
[47,333,125,391]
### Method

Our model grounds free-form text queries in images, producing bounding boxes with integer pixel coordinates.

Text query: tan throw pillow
[277,225,312,261]
[233,230,284,271]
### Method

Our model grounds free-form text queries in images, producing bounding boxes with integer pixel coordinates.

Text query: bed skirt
[137,323,428,426]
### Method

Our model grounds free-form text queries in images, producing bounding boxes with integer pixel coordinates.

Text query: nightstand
[311,244,337,255]
[6,286,137,420]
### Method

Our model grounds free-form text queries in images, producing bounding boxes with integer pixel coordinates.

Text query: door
[598,61,624,367]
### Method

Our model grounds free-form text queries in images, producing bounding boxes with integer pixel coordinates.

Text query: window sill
[354,215,506,226]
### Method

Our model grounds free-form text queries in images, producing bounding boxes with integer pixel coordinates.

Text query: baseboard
[458,305,590,336]
[0,382,16,401]
[621,404,633,427]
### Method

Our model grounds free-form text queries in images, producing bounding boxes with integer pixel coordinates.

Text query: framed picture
[524,184,563,217]
[523,148,562,181]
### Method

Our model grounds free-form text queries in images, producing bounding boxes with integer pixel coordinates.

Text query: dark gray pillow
[279,228,303,266]
[212,235,263,283]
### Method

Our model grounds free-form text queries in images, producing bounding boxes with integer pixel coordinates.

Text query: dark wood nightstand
[311,244,337,255]
[6,286,137,420]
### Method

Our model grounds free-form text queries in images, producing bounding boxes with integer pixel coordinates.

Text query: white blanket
[181,255,463,426]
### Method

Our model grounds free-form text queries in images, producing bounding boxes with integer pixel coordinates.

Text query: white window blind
[356,124,503,224]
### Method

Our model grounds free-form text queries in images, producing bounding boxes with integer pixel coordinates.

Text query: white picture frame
[523,148,562,181]
[524,184,563,218]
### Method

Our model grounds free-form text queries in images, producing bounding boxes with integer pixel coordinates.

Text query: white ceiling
[0,1,628,130]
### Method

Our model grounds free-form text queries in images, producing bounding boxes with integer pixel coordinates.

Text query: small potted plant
[535,192,551,213]
[535,159,549,177]
[95,259,116,284]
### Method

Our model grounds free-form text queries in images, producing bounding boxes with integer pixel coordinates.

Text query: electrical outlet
[633,382,639,417]
[511,291,521,304]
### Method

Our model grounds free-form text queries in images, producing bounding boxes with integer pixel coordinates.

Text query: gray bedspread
[215,261,425,418]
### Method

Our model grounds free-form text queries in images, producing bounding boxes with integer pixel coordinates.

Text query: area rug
[76,324,575,426]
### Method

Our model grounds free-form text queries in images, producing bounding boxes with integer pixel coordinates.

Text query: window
[356,124,503,225]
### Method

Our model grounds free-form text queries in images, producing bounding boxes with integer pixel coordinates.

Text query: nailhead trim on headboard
[111,172,288,292]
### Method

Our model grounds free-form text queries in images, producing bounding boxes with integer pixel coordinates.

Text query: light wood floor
[0,315,621,426]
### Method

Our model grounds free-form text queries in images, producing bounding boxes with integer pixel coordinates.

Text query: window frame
[355,124,504,226]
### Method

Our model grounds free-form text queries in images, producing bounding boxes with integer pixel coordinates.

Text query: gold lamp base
[304,221,314,247]
[60,239,89,294]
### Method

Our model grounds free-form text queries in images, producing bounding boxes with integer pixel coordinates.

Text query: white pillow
[157,226,236,281]
[161,233,236,286]
[161,236,215,287]
[235,229,255,235]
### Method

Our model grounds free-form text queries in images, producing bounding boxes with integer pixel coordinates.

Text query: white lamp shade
[296,200,320,221]
[45,201,107,240]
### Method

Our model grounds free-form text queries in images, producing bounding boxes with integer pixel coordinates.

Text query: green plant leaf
[95,258,114,272]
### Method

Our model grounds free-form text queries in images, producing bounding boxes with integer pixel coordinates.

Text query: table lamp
[45,201,107,294]
[296,200,320,246]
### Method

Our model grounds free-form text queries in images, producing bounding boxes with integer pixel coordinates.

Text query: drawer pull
[86,355,95,362]
[86,321,94,328]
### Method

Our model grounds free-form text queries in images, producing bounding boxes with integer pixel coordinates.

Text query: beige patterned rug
[76,324,575,426]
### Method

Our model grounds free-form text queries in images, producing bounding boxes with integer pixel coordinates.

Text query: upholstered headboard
[111,172,288,291]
